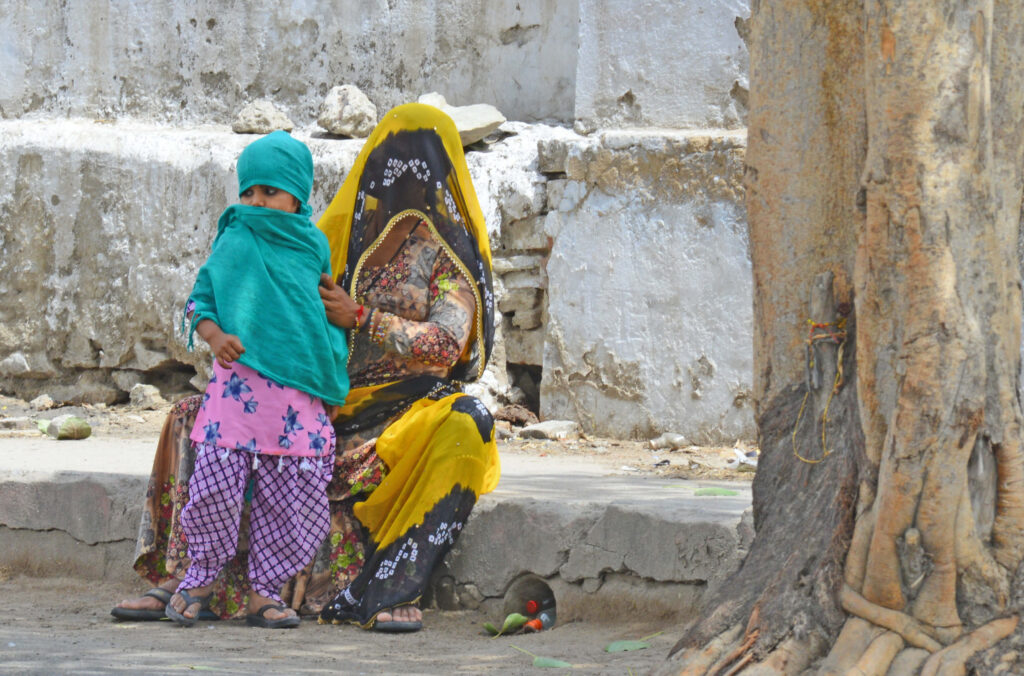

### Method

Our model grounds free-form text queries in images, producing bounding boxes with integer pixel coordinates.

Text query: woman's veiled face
[240,185,300,213]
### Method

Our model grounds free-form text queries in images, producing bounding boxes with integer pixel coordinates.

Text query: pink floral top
[190,361,336,459]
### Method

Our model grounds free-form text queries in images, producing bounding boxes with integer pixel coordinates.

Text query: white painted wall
[0,0,751,131]
[574,0,750,131]
[0,0,579,125]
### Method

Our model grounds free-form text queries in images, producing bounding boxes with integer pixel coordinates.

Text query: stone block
[497,288,541,314]
[505,328,544,366]
[499,216,550,252]
[418,93,506,147]
[231,99,293,134]
[520,420,581,441]
[317,85,377,138]
[493,254,544,274]
[511,308,543,330]
[537,139,569,174]
[501,269,546,291]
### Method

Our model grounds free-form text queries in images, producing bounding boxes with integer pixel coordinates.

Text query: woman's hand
[197,319,245,369]
[319,273,361,329]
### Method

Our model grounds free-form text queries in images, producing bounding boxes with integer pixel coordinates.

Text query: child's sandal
[165,589,212,627]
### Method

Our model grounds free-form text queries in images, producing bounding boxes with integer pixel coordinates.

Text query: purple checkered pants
[179,443,334,602]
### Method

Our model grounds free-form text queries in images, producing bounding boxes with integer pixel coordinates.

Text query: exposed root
[738,635,824,675]
[848,630,904,676]
[992,436,1024,570]
[673,623,744,676]
[919,615,1019,676]
[844,487,876,591]
[707,626,758,676]
[819,617,884,674]
[840,585,942,652]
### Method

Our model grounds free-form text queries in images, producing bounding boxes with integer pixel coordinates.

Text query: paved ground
[0,396,756,674]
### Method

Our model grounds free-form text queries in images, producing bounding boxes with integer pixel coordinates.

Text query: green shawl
[184,203,350,406]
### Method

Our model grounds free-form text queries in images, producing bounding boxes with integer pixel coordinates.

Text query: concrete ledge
[0,436,752,620]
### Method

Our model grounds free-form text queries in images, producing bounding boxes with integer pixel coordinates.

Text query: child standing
[168,131,349,629]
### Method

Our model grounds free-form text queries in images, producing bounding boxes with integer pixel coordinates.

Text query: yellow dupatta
[318,104,500,550]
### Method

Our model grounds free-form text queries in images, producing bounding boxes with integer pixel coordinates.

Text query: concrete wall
[575,0,750,131]
[538,132,752,441]
[0,0,749,130]
[0,0,579,125]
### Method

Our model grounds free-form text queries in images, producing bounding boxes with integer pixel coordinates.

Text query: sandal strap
[143,587,173,604]
[176,589,212,611]
[254,602,291,618]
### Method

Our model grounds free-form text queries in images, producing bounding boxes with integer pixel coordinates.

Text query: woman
[112,103,500,631]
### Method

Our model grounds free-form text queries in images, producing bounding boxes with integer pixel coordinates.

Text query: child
[168,131,349,629]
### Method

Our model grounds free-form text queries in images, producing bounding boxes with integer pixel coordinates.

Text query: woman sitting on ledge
[112,103,500,632]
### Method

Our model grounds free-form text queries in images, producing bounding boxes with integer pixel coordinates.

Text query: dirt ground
[0,577,682,675]
[0,393,757,674]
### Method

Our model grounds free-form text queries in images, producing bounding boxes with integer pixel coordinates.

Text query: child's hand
[209,332,245,369]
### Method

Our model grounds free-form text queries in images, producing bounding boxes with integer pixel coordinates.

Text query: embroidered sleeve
[370,251,474,369]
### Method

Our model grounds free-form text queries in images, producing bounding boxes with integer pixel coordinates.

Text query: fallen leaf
[694,487,738,496]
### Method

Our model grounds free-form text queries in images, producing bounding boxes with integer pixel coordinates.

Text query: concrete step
[0,434,752,621]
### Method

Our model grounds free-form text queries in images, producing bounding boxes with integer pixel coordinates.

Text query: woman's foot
[166,584,213,625]
[375,605,422,624]
[114,578,179,613]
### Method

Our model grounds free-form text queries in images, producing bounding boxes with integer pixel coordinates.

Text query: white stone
[231,100,294,134]
[418,93,507,147]
[0,352,29,376]
[317,85,377,138]
[519,420,581,441]
[129,384,165,410]
[29,395,54,411]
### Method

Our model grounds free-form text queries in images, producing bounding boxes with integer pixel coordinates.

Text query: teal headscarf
[184,132,350,406]
[237,130,315,216]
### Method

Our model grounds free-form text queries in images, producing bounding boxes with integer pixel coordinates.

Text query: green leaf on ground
[486,613,529,637]
[511,645,572,668]
[694,487,738,496]
[606,631,663,653]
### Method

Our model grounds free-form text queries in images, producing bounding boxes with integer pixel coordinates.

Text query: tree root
[840,585,942,652]
[672,622,743,676]
[919,615,1019,676]
[848,630,904,676]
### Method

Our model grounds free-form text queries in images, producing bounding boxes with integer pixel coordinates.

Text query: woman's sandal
[246,603,301,629]
[165,589,213,627]
[111,587,219,622]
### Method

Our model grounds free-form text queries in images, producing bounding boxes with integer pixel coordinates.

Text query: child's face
[240,185,300,213]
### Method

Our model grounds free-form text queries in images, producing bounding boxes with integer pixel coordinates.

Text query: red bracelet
[354,304,365,330]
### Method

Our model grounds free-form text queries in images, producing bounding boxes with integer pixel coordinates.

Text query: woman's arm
[319,273,363,330]
[367,252,475,369]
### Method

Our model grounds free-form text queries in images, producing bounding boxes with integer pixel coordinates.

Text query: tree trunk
[659,1,1024,674]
